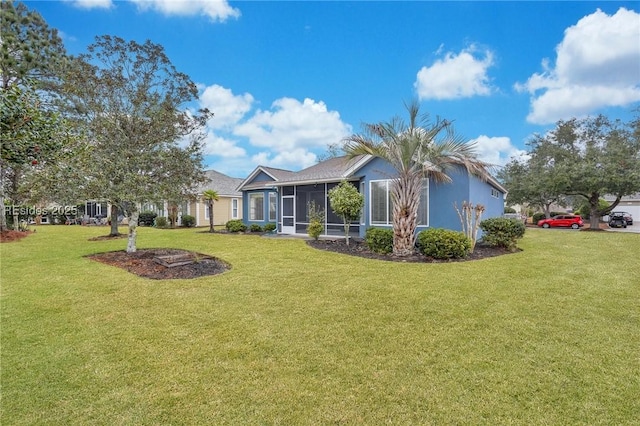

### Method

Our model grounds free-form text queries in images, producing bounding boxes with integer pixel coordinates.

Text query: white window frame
[360,181,365,225]
[369,179,393,225]
[231,198,239,219]
[249,193,264,221]
[369,179,429,226]
[269,192,277,221]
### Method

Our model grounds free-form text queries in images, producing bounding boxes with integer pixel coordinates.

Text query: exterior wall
[468,174,505,225]
[356,157,398,237]
[252,171,276,183]
[242,189,277,227]
[193,197,242,226]
[428,170,471,232]
[357,162,505,238]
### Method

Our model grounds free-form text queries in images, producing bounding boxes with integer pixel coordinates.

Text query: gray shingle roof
[274,155,369,184]
[196,170,243,197]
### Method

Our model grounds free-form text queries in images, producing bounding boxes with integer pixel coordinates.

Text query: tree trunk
[126,210,139,253]
[391,175,421,257]
[12,210,19,231]
[0,163,6,232]
[0,193,6,232]
[588,194,602,230]
[109,204,120,236]
[343,217,350,246]
[208,200,214,232]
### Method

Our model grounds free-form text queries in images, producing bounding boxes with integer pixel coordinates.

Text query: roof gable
[237,166,297,191]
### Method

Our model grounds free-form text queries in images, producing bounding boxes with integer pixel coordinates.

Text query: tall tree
[521,115,640,229]
[63,36,211,252]
[343,101,490,256]
[0,1,70,231]
[498,156,569,218]
[202,189,219,233]
[1,83,71,229]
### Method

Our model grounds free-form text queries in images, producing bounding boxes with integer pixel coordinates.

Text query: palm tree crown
[343,101,491,256]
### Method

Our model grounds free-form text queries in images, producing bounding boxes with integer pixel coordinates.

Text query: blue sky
[26,1,640,178]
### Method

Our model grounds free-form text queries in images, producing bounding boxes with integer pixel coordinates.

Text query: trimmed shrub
[307,219,323,240]
[154,216,169,228]
[416,228,471,259]
[365,227,394,254]
[225,219,247,233]
[181,215,196,228]
[138,211,157,226]
[264,223,277,233]
[250,224,262,232]
[479,217,526,251]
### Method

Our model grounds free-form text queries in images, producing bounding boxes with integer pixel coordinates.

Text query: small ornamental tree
[454,201,485,253]
[328,180,364,246]
[203,189,219,232]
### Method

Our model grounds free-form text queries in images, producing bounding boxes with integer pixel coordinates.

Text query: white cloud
[415,45,495,100]
[517,8,640,124]
[201,133,246,158]
[129,0,240,22]
[69,0,240,21]
[251,149,318,171]
[234,97,352,152]
[469,135,527,167]
[199,84,254,129]
[67,0,113,9]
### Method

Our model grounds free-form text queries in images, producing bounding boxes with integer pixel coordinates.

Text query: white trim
[343,154,373,177]
[369,179,392,226]
[237,166,279,191]
[249,192,265,221]
[231,198,239,219]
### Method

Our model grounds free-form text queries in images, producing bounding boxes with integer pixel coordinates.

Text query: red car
[537,215,584,229]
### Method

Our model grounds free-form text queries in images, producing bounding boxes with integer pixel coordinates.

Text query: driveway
[605,224,640,233]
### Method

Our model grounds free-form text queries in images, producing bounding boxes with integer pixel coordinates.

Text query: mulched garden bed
[0,230,33,243]
[306,238,518,263]
[87,248,230,280]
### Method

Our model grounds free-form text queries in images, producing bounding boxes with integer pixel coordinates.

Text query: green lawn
[1,226,639,425]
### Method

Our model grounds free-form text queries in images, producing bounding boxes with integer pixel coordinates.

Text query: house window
[370,180,393,225]
[205,204,211,220]
[249,193,264,221]
[360,181,365,225]
[231,199,239,219]
[491,188,500,198]
[269,192,277,221]
[370,179,429,226]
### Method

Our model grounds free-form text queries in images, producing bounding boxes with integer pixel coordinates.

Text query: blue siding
[355,158,399,237]
[242,189,277,227]
[357,162,505,238]
[251,171,276,183]
[240,158,505,238]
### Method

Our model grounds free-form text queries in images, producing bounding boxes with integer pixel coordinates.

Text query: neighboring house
[80,170,243,227]
[603,193,640,221]
[237,155,506,238]
[189,170,244,226]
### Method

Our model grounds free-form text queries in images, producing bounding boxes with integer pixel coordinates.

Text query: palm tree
[343,101,491,256]
[202,189,219,233]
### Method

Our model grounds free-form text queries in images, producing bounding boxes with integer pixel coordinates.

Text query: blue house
[237,155,506,238]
